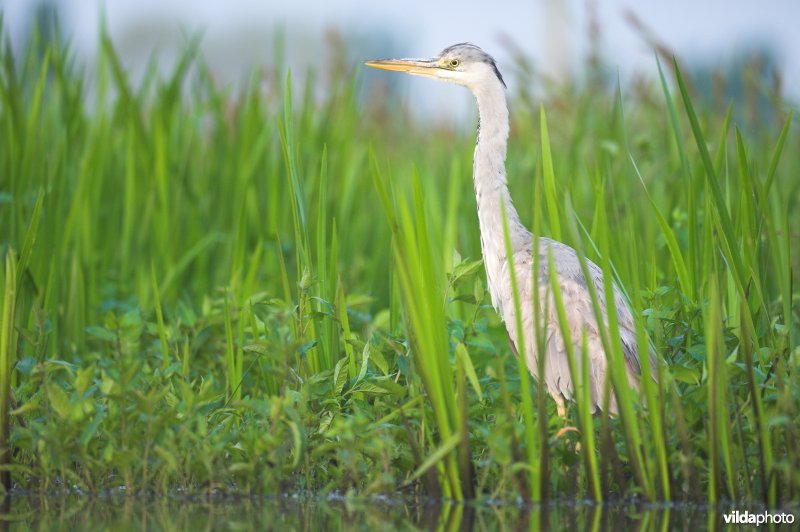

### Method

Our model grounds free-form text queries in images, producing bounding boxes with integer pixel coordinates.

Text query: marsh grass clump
[0,22,798,506]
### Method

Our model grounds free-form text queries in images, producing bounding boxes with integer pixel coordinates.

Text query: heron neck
[472,82,529,264]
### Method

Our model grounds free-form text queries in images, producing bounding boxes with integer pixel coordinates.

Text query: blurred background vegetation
[0,0,797,511]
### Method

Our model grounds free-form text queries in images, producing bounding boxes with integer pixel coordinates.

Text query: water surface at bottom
[1,494,795,530]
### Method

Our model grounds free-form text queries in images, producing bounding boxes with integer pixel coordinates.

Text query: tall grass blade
[674,60,748,293]
[764,110,792,194]
[150,264,170,373]
[656,57,698,296]
[0,251,17,492]
[540,106,561,240]
[546,250,601,501]
[562,198,654,500]
[631,156,693,300]
[15,190,43,287]
[499,202,540,501]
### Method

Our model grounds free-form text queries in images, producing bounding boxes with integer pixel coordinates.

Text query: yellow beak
[364,58,439,77]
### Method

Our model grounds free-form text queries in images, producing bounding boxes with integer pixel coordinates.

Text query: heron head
[365,43,506,91]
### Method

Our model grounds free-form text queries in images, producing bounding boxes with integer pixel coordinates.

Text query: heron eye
[449,59,460,68]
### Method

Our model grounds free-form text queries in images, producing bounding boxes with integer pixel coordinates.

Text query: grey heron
[366,43,656,416]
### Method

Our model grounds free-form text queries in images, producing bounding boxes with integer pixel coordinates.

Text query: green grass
[0,24,798,505]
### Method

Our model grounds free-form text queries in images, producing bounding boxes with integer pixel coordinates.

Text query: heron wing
[540,239,650,382]
[497,238,653,411]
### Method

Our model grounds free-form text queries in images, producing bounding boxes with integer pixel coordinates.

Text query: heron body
[366,43,654,415]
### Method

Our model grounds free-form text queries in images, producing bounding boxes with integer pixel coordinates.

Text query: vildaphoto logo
[722,510,795,526]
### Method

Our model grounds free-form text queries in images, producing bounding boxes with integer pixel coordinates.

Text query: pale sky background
[1,0,797,119]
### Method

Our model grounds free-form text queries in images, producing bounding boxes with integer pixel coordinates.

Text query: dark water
[0,494,794,530]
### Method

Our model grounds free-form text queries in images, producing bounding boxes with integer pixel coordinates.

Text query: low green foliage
[0,24,798,505]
